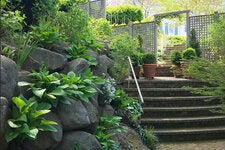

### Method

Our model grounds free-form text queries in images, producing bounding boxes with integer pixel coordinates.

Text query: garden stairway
[121,77,225,142]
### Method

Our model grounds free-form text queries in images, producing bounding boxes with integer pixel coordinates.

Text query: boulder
[50,41,69,55]
[22,47,67,71]
[92,55,113,77]
[98,104,114,117]
[61,58,89,75]
[0,55,18,102]
[0,97,10,150]
[82,101,99,133]
[56,98,90,131]
[22,112,63,150]
[55,131,101,150]
[18,70,32,99]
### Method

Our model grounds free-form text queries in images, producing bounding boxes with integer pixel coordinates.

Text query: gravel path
[157,140,225,150]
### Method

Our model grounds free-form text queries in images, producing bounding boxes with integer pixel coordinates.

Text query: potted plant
[130,52,142,79]
[142,52,157,79]
[181,47,197,78]
[170,50,182,78]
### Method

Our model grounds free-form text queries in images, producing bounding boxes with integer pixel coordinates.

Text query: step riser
[156,132,225,142]
[141,119,225,129]
[142,109,221,118]
[122,81,211,88]
[143,99,220,107]
[126,90,198,97]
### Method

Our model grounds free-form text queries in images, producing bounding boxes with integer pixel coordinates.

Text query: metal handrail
[127,56,144,104]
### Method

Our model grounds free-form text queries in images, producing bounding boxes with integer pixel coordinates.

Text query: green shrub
[130,52,142,67]
[94,114,122,150]
[5,96,57,142]
[106,5,143,25]
[170,50,182,66]
[30,20,63,49]
[109,33,138,81]
[92,18,112,42]
[1,47,15,60]
[111,90,143,126]
[182,48,197,60]
[142,52,156,64]
[65,44,97,66]
[189,29,201,57]
[167,35,186,47]
[207,17,225,61]
[100,77,116,104]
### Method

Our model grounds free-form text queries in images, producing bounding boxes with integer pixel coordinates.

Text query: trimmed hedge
[106,5,143,25]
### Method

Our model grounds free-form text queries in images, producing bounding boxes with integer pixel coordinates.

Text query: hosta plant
[5,96,57,142]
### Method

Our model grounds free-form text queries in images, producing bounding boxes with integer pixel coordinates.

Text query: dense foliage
[94,114,122,150]
[189,29,201,57]
[170,50,182,66]
[142,52,157,64]
[106,5,143,25]
[182,48,197,60]
[167,35,186,47]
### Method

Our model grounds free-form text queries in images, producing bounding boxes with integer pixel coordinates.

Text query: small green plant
[5,96,57,142]
[142,52,156,64]
[100,77,116,104]
[1,46,15,60]
[65,44,97,66]
[30,20,63,49]
[94,114,122,150]
[170,50,182,67]
[15,33,37,69]
[135,126,158,149]
[19,67,104,107]
[182,48,197,60]
[130,52,142,67]
[111,90,143,126]
[167,35,186,47]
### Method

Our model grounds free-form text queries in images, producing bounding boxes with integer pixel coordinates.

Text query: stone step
[122,79,212,88]
[138,96,219,107]
[141,116,225,129]
[156,66,173,77]
[124,88,201,97]
[142,105,221,118]
[154,126,225,142]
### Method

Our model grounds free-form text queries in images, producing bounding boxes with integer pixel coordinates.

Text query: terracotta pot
[142,64,157,79]
[172,66,183,78]
[132,66,140,79]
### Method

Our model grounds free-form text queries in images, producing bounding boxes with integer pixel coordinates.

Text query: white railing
[127,56,144,104]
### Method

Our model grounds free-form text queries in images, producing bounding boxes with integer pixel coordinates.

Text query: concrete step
[156,66,173,77]
[122,79,212,88]
[141,116,225,129]
[124,88,201,97]
[154,126,225,142]
[139,96,219,107]
[142,105,222,118]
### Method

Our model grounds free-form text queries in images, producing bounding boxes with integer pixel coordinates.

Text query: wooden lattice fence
[189,12,225,59]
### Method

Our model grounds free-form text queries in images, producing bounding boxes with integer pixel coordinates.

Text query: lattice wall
[189,12,225,59]
[112,22,156,52]
[80,0,106,19]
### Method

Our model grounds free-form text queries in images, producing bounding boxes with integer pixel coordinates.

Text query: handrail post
[127,56,144,104]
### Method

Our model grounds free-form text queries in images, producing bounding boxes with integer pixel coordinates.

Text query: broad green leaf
[60,97,71,105]
[8,120,21,128]
[85,87,97,93]
[17,114,27,122]
[33,88,46,98]
[46,93,56,99]
[5,131,19,142]
[18,81,30,87]
[39,124,57,132]
[59,84,69,89]
[12,97,26,112]
[50,88,66,96]
[37,102,51,110]
[22,102,36,113]
[27,128,38,139]
[94,78,105,84]
[31,110,51,118]
[41,119,57,125]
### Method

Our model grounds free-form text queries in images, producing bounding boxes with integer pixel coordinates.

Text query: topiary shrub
[189,29,201,57]
[106,5,143,25]
[142,52,156,64]
[182,48,197,60]
[170,50,182,66]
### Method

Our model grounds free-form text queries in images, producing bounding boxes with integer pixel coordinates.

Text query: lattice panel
[112,25,131,36]
[132,22,155,52]
[189,12,225,59]
[80,0,106,19]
